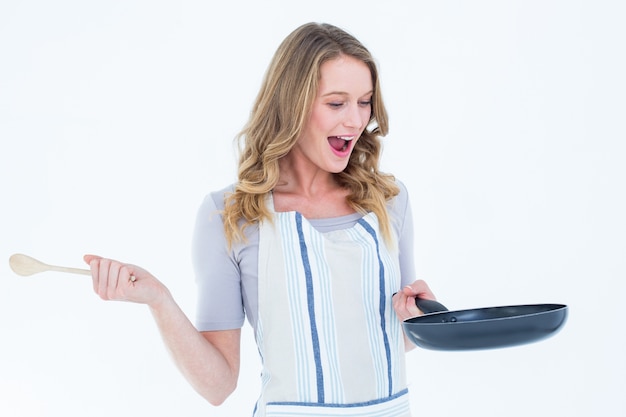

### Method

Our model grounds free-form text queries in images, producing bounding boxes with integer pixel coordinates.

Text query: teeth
[336,136,355,141]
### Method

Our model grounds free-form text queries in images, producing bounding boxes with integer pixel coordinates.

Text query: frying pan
[403,298,568,351]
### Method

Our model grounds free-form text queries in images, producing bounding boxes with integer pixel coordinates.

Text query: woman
[85,22,435,416]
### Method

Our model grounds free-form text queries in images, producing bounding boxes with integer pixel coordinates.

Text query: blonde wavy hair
[223,22,399,246]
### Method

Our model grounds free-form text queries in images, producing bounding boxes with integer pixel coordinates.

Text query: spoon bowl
[9,253,91,277]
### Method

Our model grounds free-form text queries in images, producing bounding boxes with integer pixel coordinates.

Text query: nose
[343,102,367,130]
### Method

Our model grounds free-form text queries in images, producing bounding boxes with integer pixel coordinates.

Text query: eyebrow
[321,90,374,98]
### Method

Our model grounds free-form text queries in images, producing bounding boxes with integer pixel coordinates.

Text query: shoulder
[386,178,412,237]
[196,183,260,249]
[395,178,409,202]
[198,183,236,213]
[388,178,410,214]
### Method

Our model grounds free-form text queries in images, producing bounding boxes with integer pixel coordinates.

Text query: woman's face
[293,55,373,174]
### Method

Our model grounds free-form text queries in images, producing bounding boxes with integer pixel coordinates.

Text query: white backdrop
[1,1,624,416]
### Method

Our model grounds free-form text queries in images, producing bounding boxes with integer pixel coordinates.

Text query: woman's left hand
[392,279,436,322]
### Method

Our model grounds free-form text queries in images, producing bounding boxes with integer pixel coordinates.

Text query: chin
[329,164,350,174]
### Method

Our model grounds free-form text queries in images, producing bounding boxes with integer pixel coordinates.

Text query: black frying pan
[403,298,568,351]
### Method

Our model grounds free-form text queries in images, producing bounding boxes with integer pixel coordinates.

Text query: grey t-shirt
[192,180,416,332]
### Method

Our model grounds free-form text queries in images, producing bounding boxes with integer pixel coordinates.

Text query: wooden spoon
[9,253,91,277]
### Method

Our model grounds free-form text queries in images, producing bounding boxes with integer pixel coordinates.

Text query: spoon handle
[47,265,92,276]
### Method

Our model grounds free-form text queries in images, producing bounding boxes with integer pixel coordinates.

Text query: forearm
[84,256,239,404]
[148,293,239,405]
[404,333,416,352]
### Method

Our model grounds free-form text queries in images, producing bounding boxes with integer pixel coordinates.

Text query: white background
[1,1,624,416]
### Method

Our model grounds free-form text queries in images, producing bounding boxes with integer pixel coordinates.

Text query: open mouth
[328,135,355,153]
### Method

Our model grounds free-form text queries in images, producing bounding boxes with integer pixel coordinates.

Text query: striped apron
[254,203,411,416]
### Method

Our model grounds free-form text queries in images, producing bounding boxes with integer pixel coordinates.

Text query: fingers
[393,279,437,321]
[85,255,135,301]
[393,289,420,321]
[402,279,436,301]
[394,290,422,320]
[99,259,121,299]
[83,254,101,265]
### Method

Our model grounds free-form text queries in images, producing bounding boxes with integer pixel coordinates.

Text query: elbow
[207,394,229,407]
[208,397,227,407]
[207,396,225,406]
[204,381,238,406]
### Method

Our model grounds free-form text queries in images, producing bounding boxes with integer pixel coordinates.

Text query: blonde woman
[85,22,435,416]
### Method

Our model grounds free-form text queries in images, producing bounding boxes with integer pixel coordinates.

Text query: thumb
[83,254,102,265]
[402,280,436,300]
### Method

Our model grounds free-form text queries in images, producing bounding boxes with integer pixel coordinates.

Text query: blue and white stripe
[256,210,409,416]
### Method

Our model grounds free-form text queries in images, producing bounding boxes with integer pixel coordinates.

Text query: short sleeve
[389,180,417,288]
[192,191,245,331]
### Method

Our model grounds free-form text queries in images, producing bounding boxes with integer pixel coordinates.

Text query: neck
[275,155,339,198]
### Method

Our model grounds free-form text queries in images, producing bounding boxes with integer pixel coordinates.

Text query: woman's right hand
[83,254,170,308]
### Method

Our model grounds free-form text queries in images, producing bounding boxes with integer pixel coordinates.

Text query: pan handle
[415,298,449,314]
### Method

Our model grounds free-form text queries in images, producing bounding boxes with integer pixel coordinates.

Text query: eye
[359,100,372,107]
[328,102,345,108]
